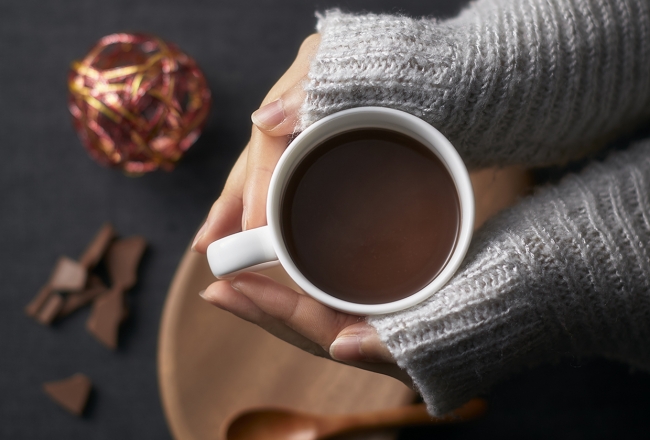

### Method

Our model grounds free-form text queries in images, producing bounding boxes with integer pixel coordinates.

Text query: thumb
[329,322,396,364]
[251,79,306,136]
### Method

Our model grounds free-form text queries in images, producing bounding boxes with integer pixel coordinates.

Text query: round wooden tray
[157,166,531,440]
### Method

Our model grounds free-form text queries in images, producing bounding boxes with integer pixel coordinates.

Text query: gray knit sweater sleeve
[369,139,650,415]
[301,0,650,168]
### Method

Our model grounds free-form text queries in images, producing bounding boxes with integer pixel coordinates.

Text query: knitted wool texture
[298,0,650,416]
[368,139,650,415]
[301,0,650,168]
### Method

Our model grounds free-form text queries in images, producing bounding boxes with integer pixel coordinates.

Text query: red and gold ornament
[68,33,211,174]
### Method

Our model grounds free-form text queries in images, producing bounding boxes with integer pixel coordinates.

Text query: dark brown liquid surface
[281,129,460,304]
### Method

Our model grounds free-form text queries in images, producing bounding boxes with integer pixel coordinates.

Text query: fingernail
[191,221,208,251]
[251,99,285,130]
[330,335,363,361]
[199,289,226,310]
[199,289,217,304]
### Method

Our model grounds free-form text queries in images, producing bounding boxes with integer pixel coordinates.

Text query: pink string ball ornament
[68,33,211,174]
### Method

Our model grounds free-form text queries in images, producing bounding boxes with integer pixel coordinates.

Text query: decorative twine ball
[68,33,211,174]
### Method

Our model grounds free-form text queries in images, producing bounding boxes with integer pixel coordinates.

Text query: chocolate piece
[25,284,54,318]
[58,283,108,318]
[79,223,115,269]
[27,226,146,342]
[86,287,127,349]
[26,224,115,321]
[26,256,86,318]
[43,373,92,416]
[36,293,64,325]
[49,256,87,292]
[105,236,146,289]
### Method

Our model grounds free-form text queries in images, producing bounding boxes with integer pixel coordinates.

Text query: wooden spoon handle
[322,399,487,438]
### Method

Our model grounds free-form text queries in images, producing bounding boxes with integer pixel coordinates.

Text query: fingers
[194,126,287,246]
[201,280,266,323]
[241,34,320,228]
[201,280,331,358]
[201,274,409,385]
[198,34,321,239]
[241,129,288,230]
[251,80,306,135]
[192,147,248,253]
[230,272,361,350]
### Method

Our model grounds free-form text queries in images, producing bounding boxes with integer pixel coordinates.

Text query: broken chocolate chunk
[36,293,65,325]
[26,256,86,319]
[43,373,92,416]
[79,223,115,269]
[86,287,127,350]
[58,283,108,318]
[105,236,146,290]
[49,256,87,292]
[25,284,54,318]
[27,225,147,350]
[26,223,114,320]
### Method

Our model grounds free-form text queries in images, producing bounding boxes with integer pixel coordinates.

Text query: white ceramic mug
[207,107,474,315]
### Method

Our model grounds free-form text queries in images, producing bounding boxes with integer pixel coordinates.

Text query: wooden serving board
[158,250,415,440]
[157,166,532,440]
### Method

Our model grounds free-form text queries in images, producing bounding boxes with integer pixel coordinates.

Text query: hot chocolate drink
[281,128,460,304]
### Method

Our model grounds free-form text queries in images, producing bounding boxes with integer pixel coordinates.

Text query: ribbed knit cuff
[302,3,650,168]
[369,139,650,416]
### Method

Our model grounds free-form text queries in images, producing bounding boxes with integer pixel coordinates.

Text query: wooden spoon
[224,398,487,440]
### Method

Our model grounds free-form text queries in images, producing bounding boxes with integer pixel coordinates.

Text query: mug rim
[266,107,474,315]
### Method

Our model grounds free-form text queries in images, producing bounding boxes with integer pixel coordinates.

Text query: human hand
[191,34,320,253]
[200,271,413,386]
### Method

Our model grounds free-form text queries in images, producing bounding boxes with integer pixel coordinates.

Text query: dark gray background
[2,0,649,438]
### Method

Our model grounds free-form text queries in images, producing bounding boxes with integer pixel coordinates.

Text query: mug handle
[206,226,278,278]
